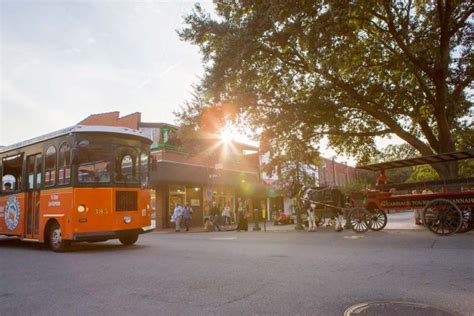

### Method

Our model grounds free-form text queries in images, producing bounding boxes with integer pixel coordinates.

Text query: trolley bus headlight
[77,204,86,213]
[124,215,132,224]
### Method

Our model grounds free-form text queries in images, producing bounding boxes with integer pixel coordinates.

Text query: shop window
[44,146,57,187]
[58,142,71,185]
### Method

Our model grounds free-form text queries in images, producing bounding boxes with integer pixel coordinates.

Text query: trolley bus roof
[357,148,474,171]
[0,125,152,154]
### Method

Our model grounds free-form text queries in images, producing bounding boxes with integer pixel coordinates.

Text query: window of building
[58,142,71,185]
[44,146,57,187]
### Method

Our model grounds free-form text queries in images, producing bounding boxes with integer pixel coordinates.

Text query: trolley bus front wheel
[119,233,139,246]
[47,221,70,252]
[422,199,463,236]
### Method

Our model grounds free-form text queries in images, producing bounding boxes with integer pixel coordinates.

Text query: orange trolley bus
[0,125,153,252]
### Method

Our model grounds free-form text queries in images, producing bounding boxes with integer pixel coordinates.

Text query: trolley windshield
[74,134,150,187]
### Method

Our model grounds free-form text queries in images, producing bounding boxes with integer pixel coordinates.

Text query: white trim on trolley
[0,124,152,154]
[21,238,40,242]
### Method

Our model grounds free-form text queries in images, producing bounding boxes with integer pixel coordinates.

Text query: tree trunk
[430,161,459,180]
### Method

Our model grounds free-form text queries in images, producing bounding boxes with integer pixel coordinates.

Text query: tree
[261,132,320,197]
[178,0,473,179]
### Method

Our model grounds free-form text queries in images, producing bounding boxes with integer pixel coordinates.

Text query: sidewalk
[150,211,424,234]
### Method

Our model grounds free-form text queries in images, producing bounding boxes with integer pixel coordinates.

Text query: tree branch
[379,3,434,78]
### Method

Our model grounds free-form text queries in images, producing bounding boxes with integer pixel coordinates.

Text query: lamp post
[294,163,304,230]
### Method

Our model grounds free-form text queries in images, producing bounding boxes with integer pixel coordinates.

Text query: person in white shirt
[222,202,231,225]
[172,203,184,232]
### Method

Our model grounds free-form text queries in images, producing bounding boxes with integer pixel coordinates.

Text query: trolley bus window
[58,142,71,185]
[140,151,149,187]
[1,154,23,192]
[44,146,57,187]
[115,147,138,183]
[77,144,112,183]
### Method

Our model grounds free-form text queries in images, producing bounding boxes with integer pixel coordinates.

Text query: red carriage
[355,149,474,235]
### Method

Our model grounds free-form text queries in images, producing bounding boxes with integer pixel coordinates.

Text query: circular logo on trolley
[5,196,21,231]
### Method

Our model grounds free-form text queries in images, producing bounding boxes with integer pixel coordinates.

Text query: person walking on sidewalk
[210,201,221,231]
[222,202,231,226]
[237,198,248,232]
[172,203,184,232]
[183,203,193,231]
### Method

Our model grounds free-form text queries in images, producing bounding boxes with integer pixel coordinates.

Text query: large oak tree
[178,0,473,179]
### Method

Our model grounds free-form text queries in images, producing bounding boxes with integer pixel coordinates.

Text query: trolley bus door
[26,154,42,239]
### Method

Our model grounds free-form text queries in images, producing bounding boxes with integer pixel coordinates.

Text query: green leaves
[177,0,473,179]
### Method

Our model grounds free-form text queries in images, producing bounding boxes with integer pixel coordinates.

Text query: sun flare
[219,127,234,143]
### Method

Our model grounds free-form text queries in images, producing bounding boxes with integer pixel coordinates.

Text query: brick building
[317,157,357,187]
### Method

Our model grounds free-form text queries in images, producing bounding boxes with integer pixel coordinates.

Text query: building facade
[140,122,266,229]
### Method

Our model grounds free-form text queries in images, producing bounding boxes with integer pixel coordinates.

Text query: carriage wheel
[457,207,473,234]
[349,208,370,233]
[368,207,387,231]
[422,199,463,236]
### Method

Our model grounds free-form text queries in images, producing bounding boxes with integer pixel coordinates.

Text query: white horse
[300,186,345,232]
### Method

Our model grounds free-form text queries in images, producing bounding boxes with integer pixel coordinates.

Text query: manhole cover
[344,235,364,239]
[344,301,456,316]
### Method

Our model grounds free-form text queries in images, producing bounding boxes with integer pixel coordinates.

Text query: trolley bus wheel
[422,199,463,236]
[349,208,370,233]
[48,222,70,252]
[368,207,387,231]
[457,207,473,233]
[119,234,139,246]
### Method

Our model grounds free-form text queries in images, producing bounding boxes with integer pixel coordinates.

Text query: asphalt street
[1,229,473,316]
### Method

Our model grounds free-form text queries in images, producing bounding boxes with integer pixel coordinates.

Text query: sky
[1,0,215,146]
[0,0,396,165]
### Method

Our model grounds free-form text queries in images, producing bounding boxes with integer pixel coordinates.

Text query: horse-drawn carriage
[298,149,474,235]
[357,149,474,235]
[298,185,371,233]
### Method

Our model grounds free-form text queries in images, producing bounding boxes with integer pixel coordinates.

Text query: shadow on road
[0,237,149,253]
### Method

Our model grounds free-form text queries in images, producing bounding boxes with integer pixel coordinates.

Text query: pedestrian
[172,203,184,232]
[183,203,193,231]
[307,204,317,231]
[210,201,221,231]
[237,198,248,232]
[222,202,231,226]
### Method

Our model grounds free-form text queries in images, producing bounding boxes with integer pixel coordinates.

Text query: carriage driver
[377,169,387,186]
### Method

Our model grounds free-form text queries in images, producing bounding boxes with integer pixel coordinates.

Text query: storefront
[151,160,267,229]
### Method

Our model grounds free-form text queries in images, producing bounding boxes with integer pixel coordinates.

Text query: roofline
[357,149,474,171]
[0,125,152,154]
[140,122,179,129]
